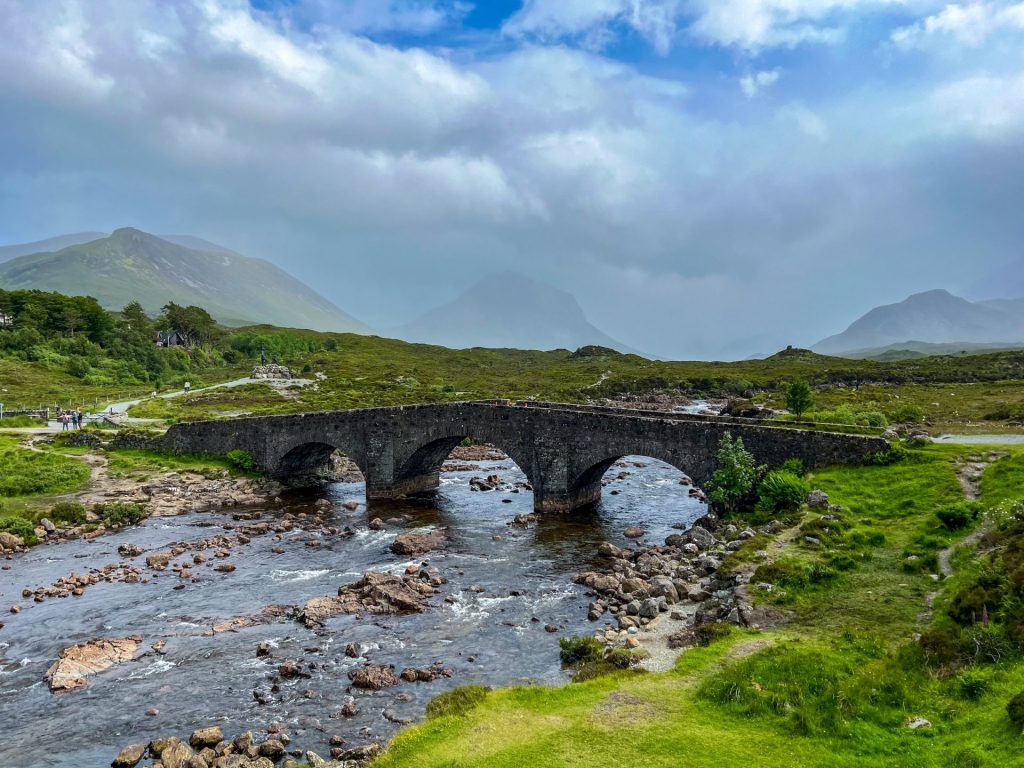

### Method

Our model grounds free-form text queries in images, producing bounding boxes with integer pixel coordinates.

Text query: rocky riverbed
[0,451,722,767]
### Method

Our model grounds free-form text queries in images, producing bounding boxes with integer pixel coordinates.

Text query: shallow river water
[0,458,705,767]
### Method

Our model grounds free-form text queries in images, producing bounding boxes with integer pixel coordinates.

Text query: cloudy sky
[1,0,1022,358]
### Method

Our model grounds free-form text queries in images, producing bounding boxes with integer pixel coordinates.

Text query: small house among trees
[0,311,12,328]
[155,329,190,347]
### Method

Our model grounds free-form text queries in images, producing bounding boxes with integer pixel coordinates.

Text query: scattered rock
[45,636,143,692]
[348,664,398,690]
[390,528,448,556]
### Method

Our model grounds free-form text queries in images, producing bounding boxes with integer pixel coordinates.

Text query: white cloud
[892,2,1024,48]
[780,103,829,139]
[930,71,1024,137]
[687,0,904,49]
[740,68,782,97]
[504,0,684,54]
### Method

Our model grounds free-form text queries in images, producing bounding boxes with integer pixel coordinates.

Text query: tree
[160,302,219,346]
[785,380,813,417]
[707,432,764,516]
[121,300,152,337]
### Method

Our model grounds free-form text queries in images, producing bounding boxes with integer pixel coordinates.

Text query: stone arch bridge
[162,401,888,513]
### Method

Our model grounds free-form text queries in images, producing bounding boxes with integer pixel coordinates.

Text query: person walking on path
[184,381,191,394]
[71,411,79,430]
[60,412,70,431]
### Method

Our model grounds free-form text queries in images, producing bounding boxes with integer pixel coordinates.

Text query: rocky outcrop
[390,528,447,556]
[46,635,143,691]
[251,364,294,379]
[348,664,398,690]
[299,571,441,627]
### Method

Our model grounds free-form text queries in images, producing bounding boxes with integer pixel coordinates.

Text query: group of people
[56,409,85,431]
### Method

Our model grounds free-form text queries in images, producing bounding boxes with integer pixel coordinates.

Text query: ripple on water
[269,569,330,582]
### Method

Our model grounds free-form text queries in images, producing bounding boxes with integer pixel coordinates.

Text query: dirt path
[920,452,1004,623]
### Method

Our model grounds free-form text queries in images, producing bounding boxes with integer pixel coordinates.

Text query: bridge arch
[272,436,369,482]
[391,431,536,499]
[569,453,707,510]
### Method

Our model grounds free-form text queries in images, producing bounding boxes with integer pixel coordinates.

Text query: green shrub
[918,628,964,671]
[707,432,765,516]
[956,671,989,701]
[559,636,604,666]
[866,445,906,466]
[1007,690,1024,729]
[784,380,813,417]
[0,515,37,545]
[48,501,87,525]
[948,569,1003,626]
[780,458,806,477]
[693,622,733,647]
[893,404,924,423]
[425,686,489,720]
[94,502,145,529]
[225,449,255,473]
[936,500,983,531]
[756,470,810,514]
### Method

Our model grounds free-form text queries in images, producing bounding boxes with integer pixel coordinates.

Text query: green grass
[0,434,90,497]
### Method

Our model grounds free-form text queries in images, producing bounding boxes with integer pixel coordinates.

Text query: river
[0,457,705,767]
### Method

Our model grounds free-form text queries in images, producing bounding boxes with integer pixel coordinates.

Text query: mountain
[393,271,642,355]
[0,232,107,263]
[0,227,369,332]
[813,289,1024,356]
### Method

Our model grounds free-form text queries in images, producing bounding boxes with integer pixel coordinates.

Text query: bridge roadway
[162,400,889,513]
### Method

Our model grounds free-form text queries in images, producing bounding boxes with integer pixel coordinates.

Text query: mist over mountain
[813,289,1024,356]
[0,228,369,333]
[393,271,642,355]
[0,232,107,263]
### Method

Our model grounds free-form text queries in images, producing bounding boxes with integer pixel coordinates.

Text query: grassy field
[365,444,1024,768]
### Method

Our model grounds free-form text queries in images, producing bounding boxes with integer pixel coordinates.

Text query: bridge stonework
[161,402,889,513]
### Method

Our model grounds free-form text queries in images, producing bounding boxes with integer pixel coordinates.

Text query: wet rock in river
[390,528,447,556]
[348,664,399,690]
[111,743,146,767]
[299,571,435,627]
[399,664,453,682]
[45,635,143,691]
[189,726,223,749]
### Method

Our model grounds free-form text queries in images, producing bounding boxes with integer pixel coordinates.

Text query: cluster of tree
[0,289,228,385]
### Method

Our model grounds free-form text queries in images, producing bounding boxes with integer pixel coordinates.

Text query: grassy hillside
[0,228,369,332]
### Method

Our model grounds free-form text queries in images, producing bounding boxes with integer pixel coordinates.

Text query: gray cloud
[0,0,1021,358]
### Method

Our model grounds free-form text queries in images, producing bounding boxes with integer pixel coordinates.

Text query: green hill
[0,228,370,333]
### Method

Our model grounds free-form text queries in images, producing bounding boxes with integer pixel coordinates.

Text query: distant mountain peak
[814,288,1024,356]
[0,228,369,333]
[393,270,641,355]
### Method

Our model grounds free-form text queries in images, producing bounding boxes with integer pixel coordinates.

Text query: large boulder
[686,525,716,550]
[390,528,447,556]
[348,665,399,690]
[45,636,143,691]
[111,743,146,768]
[806,489,829,509]
[0,531,24,550]
[188,726,223,749]
[299,571,434,627]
